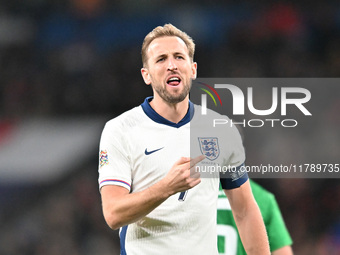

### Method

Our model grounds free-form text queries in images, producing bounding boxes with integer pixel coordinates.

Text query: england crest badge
[198,137,220,161]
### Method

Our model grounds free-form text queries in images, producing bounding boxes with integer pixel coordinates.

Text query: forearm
[102,180,172,230]
[224,181,270,255]
[102,156,203,230]
[234,201,270,254]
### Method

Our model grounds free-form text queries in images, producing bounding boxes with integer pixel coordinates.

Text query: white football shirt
[98,97,246,255]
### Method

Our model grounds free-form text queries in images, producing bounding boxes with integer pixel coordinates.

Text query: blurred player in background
[217,180,293,255]
[98,24,270,254]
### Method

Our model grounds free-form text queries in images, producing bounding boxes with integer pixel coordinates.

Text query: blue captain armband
[220,164,248,190]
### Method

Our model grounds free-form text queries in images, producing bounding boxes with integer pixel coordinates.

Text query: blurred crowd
[0,0,339,254]
[0,163,120,255]
[1,0,340,118]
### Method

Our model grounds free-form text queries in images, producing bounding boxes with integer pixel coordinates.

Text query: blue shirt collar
[141,96,194,128]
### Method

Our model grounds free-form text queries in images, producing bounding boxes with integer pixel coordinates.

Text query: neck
[150,96,189,123]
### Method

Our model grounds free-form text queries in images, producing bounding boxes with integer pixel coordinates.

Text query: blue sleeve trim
[220,164,248,190]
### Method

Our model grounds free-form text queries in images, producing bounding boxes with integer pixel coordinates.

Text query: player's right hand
[162,155,205,196]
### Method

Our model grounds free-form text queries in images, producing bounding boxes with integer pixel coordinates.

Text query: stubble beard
[152,78,192,104]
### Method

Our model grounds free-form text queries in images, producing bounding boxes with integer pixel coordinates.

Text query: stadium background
[0,0,339,254]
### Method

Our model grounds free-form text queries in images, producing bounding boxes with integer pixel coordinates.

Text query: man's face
[141,36,197,104]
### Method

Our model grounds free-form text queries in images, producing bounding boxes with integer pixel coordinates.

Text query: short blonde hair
[141,24,195,67]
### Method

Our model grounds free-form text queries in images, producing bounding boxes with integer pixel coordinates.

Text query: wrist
[152,179,173,200]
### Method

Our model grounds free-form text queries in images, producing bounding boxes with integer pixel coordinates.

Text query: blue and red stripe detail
[100,179,131,188]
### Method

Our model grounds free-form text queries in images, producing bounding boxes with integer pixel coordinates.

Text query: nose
[167,58,177,71]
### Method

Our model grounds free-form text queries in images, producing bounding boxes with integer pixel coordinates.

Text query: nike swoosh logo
[145,147,164,155]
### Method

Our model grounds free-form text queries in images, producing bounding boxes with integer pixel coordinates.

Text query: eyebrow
[156,54,168,59]
[155,52,185,59]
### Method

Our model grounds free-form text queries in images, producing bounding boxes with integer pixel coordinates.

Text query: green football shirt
[217,180,293,254]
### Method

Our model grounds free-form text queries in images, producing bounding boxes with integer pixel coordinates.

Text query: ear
[141,67,151,85]
[191,62,197,80]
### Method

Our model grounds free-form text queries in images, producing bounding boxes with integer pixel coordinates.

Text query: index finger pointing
[190,155,205,167]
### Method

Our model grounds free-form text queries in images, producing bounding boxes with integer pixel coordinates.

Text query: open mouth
[166,76,181,86]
